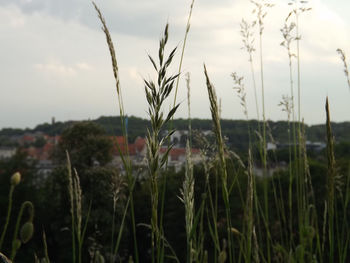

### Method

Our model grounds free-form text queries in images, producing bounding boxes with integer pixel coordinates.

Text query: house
[19,134,36,145]
[111,136,147,168]
[305,141,326,151]
[170,130,188,147]
[253,162,287,177]
[159,147,201,172]
[267,142,277,150]
[110,136,201,172]
[36,159,55,178]
[25,142,55,161]
[0,147,16,159]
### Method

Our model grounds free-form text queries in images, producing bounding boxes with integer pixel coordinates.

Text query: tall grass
[66,152,91,263]
[144,23,180,263]
[173,0,195,110]
[204,65,234,262]
[93,3,139,262]
[325,98,336,261]
[4,1,350,262]
[248,2,276,261]
[92,0,350,262]
[337,48,350,91]
[179,73,195,263]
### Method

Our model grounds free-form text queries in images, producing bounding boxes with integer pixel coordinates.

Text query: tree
[53,122,113,171]
[45,122,129,262]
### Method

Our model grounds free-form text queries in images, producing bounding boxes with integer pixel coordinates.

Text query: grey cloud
[0,0,187,38]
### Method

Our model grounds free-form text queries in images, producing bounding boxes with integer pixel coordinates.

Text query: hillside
[1,116,350,151]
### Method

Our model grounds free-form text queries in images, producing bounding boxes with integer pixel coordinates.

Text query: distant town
[0,128,206,175]
[2,116,341,179]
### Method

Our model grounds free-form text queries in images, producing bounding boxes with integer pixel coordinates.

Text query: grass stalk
[43,230,50,263]
[112,195,131,258]
[281,22,298,246]
[179,72,195,263]
[67,152,76,263]
[144,23,180,263]
[281,17,301,251]
[92,3,139,261]
[339,166,350,262]
[0,185,15,251]
[251,1,274,260]
[197,136,218,262]
[181,139,195,263]
[240,19,260,122]
[326,97,336,262]
[295,15,305,235]
[66,152,91,263]
[173,0,195,109]
[245,150,254,263]
[336,48,350,91]
[285,3,311,255]
[278,95,294,248]
[206,174,220,262]
[204,65,233,262]
[10,201,34,261]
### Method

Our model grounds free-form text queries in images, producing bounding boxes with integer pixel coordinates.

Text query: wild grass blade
[92,3,139,261]
[204,64,233,262]
[42,230,50,263]
[173,0,195,109]
[326,97,336,262]
[66,151,76,263]
[336,48,350,91]
[0,184,15,251]
[144,23,180,263]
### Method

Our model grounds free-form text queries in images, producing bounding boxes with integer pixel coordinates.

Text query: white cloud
[76,62,93,71]
[34,61,76,76]
[127,67,143,85]
[33,60,93,77]
[0,5,25,28]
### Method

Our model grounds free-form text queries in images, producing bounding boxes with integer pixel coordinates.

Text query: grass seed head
[230,227,240,236]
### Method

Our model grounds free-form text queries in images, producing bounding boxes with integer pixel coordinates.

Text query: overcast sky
[0,0,349,129]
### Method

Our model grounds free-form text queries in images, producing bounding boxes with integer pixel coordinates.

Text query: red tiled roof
[134,137,146,152]
[111,136,137,156]
[41,143,54,159]
[111,136,127,145]
[21,135,35,142]
[24,142,54,160]
[25,147,41,160]
[160,147,200,160]
[128,144,136,155]
[46,135,61,144]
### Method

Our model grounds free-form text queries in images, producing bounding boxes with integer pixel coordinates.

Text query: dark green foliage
[32,137,46,148]
[0,151,40,261]
[33,121,75,136]
[53,122,113,171]
[0,128,29,137]
[2,117,350,156]
[95,116,151,143]
[37,122,128,262]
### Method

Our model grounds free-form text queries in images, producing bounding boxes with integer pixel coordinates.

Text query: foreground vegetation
[1,0,350,262]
